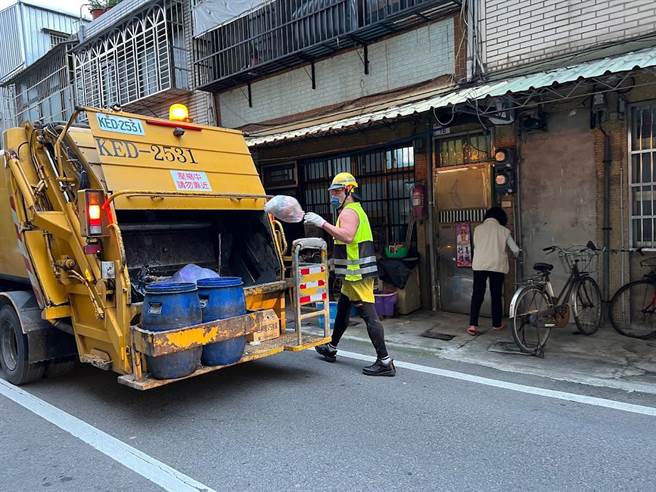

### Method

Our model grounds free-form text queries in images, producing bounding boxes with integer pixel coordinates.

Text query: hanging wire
[432,104,457,127]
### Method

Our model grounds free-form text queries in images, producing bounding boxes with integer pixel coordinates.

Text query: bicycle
[509,242,603,356]
[608,256,656,339]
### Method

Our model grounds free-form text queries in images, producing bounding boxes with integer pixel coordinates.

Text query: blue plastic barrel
[198,277,247,366]
[318,301,359,329]
[141,282,202,380]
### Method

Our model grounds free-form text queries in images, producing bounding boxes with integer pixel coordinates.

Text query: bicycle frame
[550,263,589,306]
[509,259,590,319]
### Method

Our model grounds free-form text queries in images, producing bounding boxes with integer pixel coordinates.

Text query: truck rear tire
[0,305,45,385]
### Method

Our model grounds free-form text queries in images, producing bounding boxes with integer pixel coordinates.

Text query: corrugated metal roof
[0,1,83,83]
[246,46,656,147]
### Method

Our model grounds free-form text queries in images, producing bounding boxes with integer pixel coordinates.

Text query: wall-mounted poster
[456,222,472,268]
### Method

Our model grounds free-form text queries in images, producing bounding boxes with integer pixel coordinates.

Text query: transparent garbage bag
[170,264,220,284]
[264,195,305,223]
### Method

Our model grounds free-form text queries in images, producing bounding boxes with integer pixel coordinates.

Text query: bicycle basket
[558,247,600,274]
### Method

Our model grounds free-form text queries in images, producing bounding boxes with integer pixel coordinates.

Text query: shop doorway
[433,133,494,314]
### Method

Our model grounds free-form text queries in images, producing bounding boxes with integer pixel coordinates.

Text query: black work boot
[362,359,396,377]
[315,343,337,362]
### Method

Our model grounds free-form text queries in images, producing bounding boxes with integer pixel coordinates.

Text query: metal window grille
[10,45,74,127]
[49,32,69,49]
[193,0,459,91]
[629,104,656,248]
[261,161,298,189]
[301,144,415,252]
[0,85,16,138]
[73,1,188,110]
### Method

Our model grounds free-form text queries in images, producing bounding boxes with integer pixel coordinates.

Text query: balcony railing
[73,1,191,110]
[194,0,460,91]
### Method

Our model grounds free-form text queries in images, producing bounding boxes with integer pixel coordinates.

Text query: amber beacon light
[169,103,190,122]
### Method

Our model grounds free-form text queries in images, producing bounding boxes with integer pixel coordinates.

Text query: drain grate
[421,331,455,341]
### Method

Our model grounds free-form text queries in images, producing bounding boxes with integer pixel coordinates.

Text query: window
[438,133,490,166]
[49,32,68,48]
[261,162,298,189]
[630,105,656,248]
[300,144,415,252]
[43,28,70,49]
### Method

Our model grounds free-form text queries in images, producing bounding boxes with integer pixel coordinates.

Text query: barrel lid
[197,277,243,288]
[145,282,197,294]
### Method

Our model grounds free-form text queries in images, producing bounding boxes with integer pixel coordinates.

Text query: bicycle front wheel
[609,279,656,339]
[572,277,602,335]
[512,286,552,354]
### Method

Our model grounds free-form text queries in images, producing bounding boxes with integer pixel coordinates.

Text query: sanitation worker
[304,172,396,376]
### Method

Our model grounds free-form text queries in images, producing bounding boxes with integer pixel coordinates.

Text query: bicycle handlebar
[542,242,602,256]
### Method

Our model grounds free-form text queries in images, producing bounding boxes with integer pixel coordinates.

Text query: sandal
[492,324,505,331]
[466,326,479,336]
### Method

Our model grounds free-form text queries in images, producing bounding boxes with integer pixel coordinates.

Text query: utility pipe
[425,120,439,310]
[600,126,612,304]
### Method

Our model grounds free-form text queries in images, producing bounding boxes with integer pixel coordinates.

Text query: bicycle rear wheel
[572,277,602,335]
[609,279,656,339]
[512,286,552,354]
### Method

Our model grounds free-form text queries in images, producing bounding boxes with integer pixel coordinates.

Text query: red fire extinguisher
[411,183,426,219]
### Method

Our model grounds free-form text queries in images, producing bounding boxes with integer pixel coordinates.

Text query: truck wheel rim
[0,325,18,372]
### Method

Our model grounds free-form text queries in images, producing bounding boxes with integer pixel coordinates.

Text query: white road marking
[337,350,656,417]
[0,380,215,492]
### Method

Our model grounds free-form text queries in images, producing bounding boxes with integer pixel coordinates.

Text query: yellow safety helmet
[329,172,358,190]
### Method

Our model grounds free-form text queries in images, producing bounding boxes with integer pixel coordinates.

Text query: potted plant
[89,0,121,20]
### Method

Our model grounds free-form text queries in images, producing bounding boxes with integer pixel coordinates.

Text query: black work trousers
[331,294,388,359]
[469,270,505,328]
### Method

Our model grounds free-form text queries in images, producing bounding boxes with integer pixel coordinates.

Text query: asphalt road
[1,338,655,491]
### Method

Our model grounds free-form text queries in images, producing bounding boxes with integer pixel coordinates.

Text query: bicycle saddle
[533,262,554,272]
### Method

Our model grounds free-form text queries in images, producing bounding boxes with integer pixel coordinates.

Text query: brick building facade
[481,0,656,72]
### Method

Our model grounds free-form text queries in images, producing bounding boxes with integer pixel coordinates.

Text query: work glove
[304,212,326,228]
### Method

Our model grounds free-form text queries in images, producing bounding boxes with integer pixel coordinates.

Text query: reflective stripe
[299,280,325,290]
[333,256,376,266]
[333,203,377,281]
[335,265,378,276]
[299,291,328,305]
[299,265,325,275]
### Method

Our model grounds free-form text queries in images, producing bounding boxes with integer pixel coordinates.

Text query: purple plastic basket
[374,291,397,317]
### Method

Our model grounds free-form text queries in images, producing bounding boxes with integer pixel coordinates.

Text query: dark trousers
[469,270,505,327]
[331,294,389,359]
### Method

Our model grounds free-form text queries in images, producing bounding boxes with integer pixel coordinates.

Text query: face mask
[330,189,347,209]
[330,195,342,209]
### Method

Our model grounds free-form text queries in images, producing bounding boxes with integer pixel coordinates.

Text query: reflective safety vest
[333,202,377,281]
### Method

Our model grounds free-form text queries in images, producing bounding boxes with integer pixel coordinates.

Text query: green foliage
[89,0,121,10]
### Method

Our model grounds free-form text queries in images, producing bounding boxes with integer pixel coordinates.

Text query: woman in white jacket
[467,207,520,336]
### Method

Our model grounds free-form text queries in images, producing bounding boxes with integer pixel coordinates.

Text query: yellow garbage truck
[0,106,329,390]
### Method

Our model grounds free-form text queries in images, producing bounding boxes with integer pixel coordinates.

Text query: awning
[246,46,656,147]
